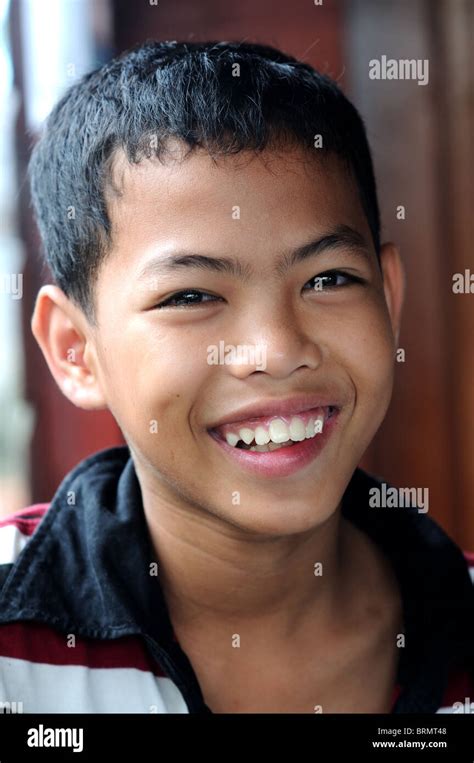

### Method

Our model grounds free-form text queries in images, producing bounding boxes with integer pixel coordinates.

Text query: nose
[224,306,323,380]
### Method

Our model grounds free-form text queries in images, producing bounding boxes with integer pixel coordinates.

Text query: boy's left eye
[303,270,364,291]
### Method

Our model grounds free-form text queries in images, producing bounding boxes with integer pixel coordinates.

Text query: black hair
[28,40,381,324]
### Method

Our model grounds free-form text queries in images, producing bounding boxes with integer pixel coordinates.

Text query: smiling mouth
[209,405,338,453]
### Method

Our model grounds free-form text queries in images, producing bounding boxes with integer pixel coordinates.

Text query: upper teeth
[225,414,324,448]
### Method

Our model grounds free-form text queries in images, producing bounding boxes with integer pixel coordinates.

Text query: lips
[207,406,341,478]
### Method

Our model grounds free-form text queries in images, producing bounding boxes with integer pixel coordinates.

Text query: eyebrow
[136,224,372,283]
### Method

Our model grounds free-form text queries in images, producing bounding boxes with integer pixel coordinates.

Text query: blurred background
[0,0,472,548]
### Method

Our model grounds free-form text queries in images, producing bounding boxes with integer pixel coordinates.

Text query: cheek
[97,325,212,432]
[335,301,395,415]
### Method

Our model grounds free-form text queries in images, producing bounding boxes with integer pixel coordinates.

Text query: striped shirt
[0,446,473,713]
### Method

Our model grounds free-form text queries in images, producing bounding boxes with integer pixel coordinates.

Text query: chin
[220,501,334,538]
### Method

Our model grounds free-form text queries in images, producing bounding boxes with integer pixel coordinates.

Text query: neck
[139,474,351,640]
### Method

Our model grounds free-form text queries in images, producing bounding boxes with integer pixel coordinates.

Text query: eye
[154,289,223,309]
[303,270,365,291]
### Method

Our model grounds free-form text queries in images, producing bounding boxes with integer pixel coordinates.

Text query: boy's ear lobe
[31,285,107,410]
[379,242,405,345]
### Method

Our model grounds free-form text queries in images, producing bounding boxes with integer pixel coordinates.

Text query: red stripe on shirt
[0,504,50,537]
[0,621,166,676]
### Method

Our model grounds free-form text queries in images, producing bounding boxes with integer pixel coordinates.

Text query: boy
[0,40,473,714]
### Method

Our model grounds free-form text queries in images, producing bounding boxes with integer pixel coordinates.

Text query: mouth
[210,405,337,450]
[207,405,340,478]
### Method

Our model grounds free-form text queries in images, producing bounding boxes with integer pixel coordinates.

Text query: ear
[379,242,405,346]
[31,285,107,410]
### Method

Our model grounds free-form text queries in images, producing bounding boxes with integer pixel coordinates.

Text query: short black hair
[28,40,381,324]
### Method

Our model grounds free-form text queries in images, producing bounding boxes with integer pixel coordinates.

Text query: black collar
[1,445,473,713]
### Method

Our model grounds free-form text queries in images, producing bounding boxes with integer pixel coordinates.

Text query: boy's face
[33,141,404,536]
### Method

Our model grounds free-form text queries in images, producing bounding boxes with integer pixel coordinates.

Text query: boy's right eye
[154,290,223,309]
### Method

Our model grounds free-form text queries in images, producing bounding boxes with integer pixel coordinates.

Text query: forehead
[103,141,370,272]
